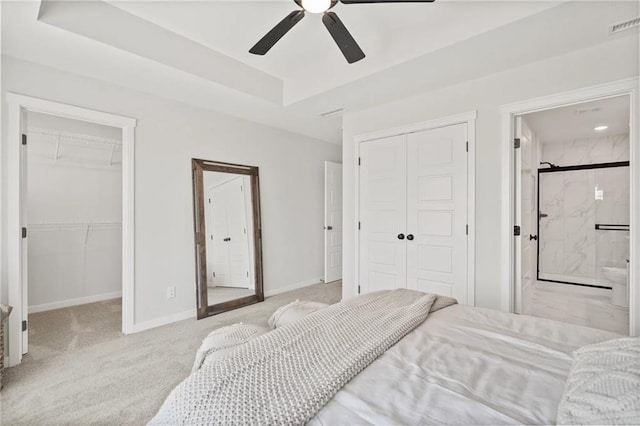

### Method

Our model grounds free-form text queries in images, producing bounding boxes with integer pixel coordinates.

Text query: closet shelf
[27,127,122,168]
[28,222,121,231]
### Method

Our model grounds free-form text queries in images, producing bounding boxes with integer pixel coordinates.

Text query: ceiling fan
[249,0,435,64]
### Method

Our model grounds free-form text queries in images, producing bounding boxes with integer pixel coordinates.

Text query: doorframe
[499,77,640,336]
[5,93,137,367]
[353,111,477,305]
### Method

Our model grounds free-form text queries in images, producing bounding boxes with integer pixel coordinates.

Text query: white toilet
[602,265,629,308]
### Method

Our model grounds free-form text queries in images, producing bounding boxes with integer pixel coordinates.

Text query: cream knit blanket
[150,289,456,425]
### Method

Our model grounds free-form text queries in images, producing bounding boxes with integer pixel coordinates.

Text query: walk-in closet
[25,112,123,357]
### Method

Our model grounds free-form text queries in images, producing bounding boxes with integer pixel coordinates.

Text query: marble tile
[613,203,630,226]
[541,143,565,166]
[523,281,629,335]
[612,134,630,162]
[564,251,589,278]
[564,139,590,165]
[540,240,564,274]
[588,137,613,163]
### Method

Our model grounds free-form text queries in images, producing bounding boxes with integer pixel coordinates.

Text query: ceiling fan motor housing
[294,0,339,13]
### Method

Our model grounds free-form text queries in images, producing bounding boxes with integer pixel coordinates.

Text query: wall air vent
[320,108,345,118]
[610,17,640,35]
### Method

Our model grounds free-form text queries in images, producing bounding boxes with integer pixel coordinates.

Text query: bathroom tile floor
[523,280,629,335]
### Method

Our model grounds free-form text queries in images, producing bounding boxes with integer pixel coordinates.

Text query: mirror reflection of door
[204,174,254,302]
[192,159,264,319]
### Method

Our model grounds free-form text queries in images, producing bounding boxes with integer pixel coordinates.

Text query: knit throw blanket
[150,289,456,425]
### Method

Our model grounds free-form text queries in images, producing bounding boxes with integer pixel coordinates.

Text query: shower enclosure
[538,161,630,288]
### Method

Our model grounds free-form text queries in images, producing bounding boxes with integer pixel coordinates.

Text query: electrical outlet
[167,286,176,299]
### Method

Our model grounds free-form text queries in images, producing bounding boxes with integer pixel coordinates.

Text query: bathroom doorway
[514,95,631,334]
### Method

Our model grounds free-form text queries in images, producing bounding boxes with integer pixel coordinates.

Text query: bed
[151,290,636,425]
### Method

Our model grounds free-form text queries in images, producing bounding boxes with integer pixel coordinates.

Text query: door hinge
[466,141,469,152]
[514,138,521,149]
[247,271,249,277]
[357,285,361,295]
[514,225,521,236]
[466,224,468,235]
[22,134,27,145]
[208,198,211,204]
[22,320,28,332]
[22,227,27,239]
[358,157,361,166]
[212,271,216,278]
[358,221,361,230]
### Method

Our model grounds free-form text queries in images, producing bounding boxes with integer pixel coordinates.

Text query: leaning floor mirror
[191,159,264,319]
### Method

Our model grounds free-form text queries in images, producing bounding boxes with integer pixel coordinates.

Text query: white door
[406,124,469,302]
[513,117,524,313]
[324,161,343,283]
[226,178,251,288]
[516,118,537,314]
[208,185,230,287]
[21,110,29,354]
[208,177,251,289]
[359,135,407,294]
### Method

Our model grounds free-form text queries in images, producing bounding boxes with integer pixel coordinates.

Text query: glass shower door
[538,164,630,287]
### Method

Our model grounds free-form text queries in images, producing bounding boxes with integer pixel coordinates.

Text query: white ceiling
[524,95,631,144]
[107,0,564,103]
[2,0,639,144]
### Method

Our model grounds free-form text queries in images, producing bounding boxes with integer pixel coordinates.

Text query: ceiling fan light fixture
[301,0,332,13]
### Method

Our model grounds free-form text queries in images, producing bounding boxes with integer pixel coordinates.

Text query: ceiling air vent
[320,108,345,118]
[610,17,640,35]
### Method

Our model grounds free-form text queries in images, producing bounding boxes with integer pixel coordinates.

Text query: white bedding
[309,304,621,425]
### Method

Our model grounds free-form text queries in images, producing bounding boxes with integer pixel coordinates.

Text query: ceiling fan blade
[322,12,365,64]
[249,10,305,55]
[340,0,434,3]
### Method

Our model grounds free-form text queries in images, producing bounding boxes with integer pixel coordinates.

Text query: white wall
[1,57,341,326]
[26,112,123,312]
[342,36,639,309]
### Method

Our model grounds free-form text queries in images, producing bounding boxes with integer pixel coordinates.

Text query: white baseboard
[264,277,323,298]
[128,278,322,334]
[131,309,195,334]
[28,291,122,314]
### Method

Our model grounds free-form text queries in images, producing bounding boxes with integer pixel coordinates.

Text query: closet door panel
[406,124,468,301]
[359,135,407,293]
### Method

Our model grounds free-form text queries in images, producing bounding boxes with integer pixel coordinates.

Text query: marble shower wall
[539,134,630,286]
[541,134,629,166]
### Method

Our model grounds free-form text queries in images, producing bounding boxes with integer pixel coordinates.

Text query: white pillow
[556,337,640,425]
[268,300,329,329]
[192,323,269,372]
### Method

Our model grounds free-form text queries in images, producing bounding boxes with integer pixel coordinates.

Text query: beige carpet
[1,281,342,425]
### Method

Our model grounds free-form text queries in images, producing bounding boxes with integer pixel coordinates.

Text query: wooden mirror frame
[191,158,264,319]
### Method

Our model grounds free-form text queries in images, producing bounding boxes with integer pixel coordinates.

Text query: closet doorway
[6,94,136,367]
[25,112,124,359]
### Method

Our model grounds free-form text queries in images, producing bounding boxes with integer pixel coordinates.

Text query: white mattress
[309,305,621,425]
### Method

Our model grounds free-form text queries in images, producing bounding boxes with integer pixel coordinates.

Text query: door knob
[325,226,333,230]
[529,235,537,241]
[397,233,405,240]
[406,234,414,241]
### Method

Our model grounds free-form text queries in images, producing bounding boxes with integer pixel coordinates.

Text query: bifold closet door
[359,135,407,293]
[406,124,468,301]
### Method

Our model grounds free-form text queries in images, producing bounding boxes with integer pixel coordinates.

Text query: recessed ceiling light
[594,125,609,131]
